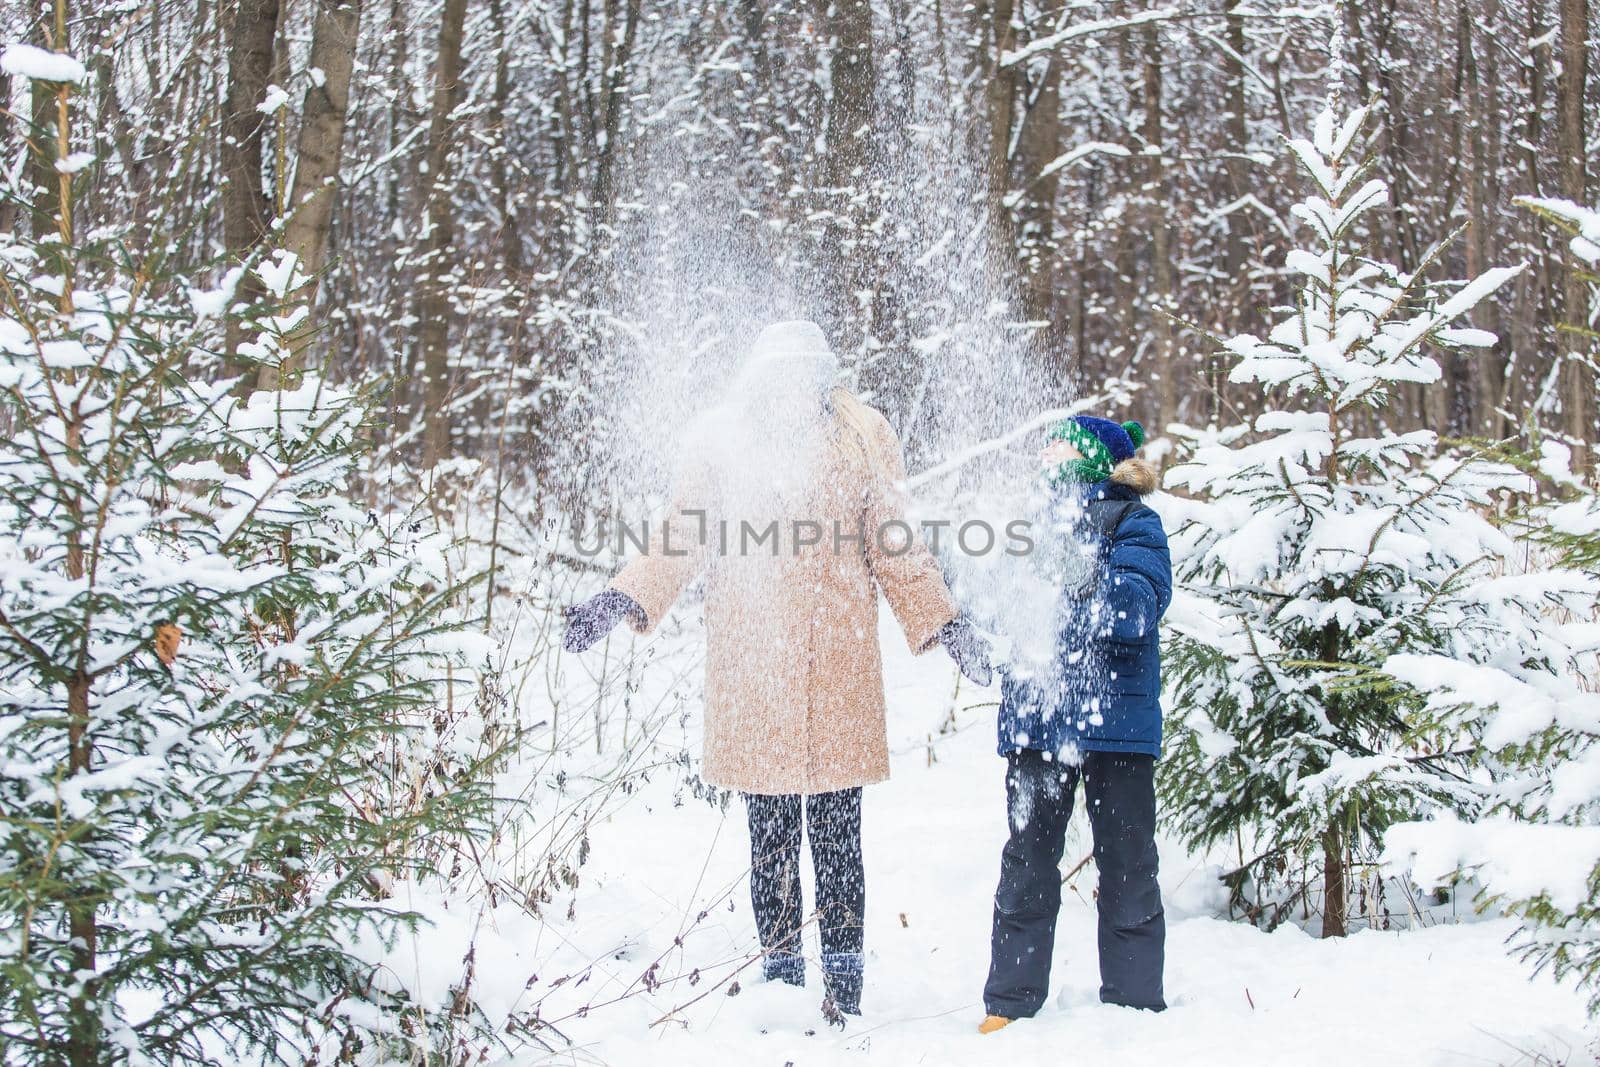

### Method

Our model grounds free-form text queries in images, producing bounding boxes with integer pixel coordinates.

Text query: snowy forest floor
[392,597,1596,1067]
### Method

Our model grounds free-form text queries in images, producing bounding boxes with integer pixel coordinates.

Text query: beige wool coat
[609,405,958,795]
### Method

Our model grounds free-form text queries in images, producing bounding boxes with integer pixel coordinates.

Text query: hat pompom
[1122,421,1146,450]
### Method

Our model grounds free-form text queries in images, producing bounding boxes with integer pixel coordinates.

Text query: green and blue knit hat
[1047,415,1146,484]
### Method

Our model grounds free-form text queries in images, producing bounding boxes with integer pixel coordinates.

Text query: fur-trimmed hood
[1109,456,1160,495]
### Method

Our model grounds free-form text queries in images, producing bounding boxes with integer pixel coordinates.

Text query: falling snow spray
[567,97,1108,759]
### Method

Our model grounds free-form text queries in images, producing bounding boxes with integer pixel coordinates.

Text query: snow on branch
[1001,5,1331,68]
[1518,196,1600,265]
[0,42,86,84]
[1385,815,1600,914]
[909,390,1130,488]
[1002,8,1183,67]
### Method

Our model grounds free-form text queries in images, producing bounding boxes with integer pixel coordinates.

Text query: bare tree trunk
[419,0,470,474]
[878,0,918,429]
[821,0,878,361]
[1426,1,1473,435]
[266,0,365,389]
[739,0,772,93]
[0,68,14,236]
[1321,821,1347,938]
[1557,0,1591,471]
[220,0,282,392]
[885,0,920,159]
[1519,0,1557,430]
[27,11,63,254]
[382,0,412,446]
[1221,3,1248,284]
[577,0,596,164]
[1370,0,1419,264]
[1072,169,1097,384]
[1215,1,1250,422]
[982,0,1019,259]
[824,0,877,191]
[1019,0,1065,355]
[553,0,577,203]
[281,0,364,274]
[490,0,523,277]
[1142,19,1177,435]
[1524,0,1549,194]
[592,0,640,221]
[1468,0,1504,439]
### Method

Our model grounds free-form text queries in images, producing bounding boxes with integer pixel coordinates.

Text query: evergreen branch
[0,602,56,670]
[1348,438,1500,589]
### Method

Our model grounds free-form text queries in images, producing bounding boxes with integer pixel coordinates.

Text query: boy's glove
[938,617,993,687]
[563,589,645,652]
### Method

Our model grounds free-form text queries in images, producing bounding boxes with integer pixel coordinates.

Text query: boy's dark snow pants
[745,787,865,1012]
[983,749,1166,1018]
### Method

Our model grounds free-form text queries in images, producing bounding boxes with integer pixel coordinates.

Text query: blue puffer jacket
[996,478,1172,758]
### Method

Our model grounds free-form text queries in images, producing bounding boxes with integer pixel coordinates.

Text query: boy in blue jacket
[979,415,1172,1033]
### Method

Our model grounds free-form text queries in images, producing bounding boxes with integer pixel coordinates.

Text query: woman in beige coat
[563,320,991,1023]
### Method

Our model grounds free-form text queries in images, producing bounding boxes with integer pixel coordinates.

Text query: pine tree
[1158,105,1543,937]
[1382,198,1600,1010]
[0,55,500,1063]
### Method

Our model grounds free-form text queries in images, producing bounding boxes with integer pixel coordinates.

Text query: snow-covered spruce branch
[0,114,511,1060]
[1381,198,1600,1013]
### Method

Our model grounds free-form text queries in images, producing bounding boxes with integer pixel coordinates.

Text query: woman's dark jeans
[983,749,1166,1018]
[745,787,865,1013]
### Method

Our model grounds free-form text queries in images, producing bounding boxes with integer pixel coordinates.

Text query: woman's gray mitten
[939,617,994,687]
[563,590,644,652]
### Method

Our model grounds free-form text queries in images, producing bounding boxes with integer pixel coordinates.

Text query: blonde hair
[828,387,884,476]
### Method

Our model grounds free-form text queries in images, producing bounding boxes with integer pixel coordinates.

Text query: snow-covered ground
[394,603,1594,1066]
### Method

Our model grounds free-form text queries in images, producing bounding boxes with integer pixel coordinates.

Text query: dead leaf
[154,622,182,667]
